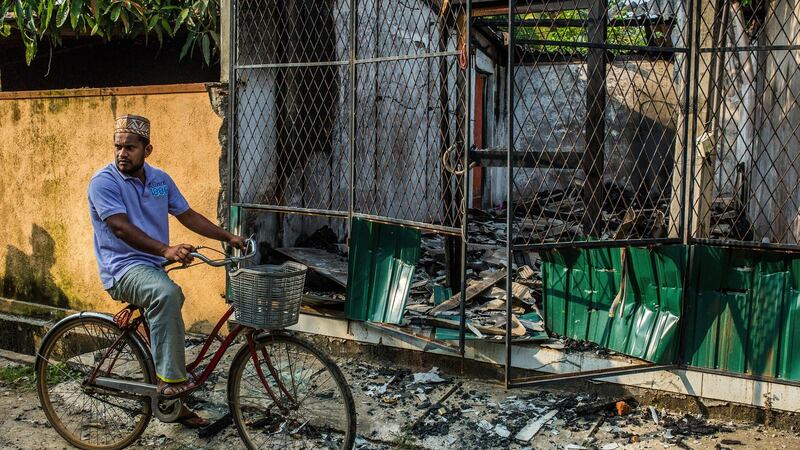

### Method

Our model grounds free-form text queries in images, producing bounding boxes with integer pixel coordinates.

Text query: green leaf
[154,23,163,47]
[160,17,172,36]
[55,1,70,28]
[175,8,189,30]
[0,23,11,38]
[119,8,129,33]
[201,33,210,65]
[91,22,100,36]
[13,0,26,31]
[94,0,105,20]
[70,0,83,23]
[179,31,196,61]
[110,3,120,21]
[43,0,54,30]
[24,39,37,65]
[209,30,220,48]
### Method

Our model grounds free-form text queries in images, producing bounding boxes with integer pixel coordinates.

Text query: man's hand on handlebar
[227,234,248,252]
[163,243,195,264]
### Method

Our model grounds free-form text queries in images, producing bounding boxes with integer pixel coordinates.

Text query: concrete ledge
[289,312,800,414]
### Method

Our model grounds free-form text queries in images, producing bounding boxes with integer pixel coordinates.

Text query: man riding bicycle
[88,114,246,427]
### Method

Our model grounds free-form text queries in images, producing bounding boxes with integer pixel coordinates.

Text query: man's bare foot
[176,405,210,429]
[157,379,198,398]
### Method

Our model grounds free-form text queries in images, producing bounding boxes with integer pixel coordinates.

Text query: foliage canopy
[0,0,220,65]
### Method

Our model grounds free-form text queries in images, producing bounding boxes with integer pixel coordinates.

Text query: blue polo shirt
[88,163,190,289]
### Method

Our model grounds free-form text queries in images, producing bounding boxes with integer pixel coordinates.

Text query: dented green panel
[586,247,622,347]
[543,244,800,380]
[344,218,421,324]
[542,245,686,364]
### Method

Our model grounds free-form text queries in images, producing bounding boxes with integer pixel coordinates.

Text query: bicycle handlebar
[160,237,257,269]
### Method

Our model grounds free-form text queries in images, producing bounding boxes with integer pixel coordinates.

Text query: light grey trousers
[108,264,188,383]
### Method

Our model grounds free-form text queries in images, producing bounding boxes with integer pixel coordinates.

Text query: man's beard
[116,158,144,174]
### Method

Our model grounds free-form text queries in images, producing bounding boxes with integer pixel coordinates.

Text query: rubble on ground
[345,360,753,449]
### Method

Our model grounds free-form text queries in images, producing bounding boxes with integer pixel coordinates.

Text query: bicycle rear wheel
[36,314,153,450]
[228,333,356,450]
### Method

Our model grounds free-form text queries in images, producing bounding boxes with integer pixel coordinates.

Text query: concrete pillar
[220,0,230,83]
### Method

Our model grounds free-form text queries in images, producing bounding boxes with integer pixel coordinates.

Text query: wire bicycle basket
[229,262,307,329]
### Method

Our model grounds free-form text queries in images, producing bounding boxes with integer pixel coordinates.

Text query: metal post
[227,0,237,233]
[504,0,515,389]
[459,0,473,356]
[686,0,704,243]
[675,0,699,369]
[583,0,607,238]
[677,0,695,246]
[348,0,357,236]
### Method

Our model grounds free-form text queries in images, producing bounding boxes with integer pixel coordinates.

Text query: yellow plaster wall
[0,89,228,331]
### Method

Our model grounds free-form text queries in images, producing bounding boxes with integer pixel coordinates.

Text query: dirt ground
[2,345,800,450]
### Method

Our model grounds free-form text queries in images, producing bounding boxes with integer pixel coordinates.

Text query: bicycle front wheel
[228,333,356,450]
[36,314,153,450]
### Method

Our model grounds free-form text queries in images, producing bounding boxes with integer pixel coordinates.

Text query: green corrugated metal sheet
[682,246,800,381]
[344,218,421,324]
[542,245,686,364]
[542,250,569,336]
[543,243,800,381]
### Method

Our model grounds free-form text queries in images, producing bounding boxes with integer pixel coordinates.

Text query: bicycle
[34,239,357,450]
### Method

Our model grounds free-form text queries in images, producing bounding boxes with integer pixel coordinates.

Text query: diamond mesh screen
[485,0,693,249]
[691,0,800,249]
[232,0,468,233]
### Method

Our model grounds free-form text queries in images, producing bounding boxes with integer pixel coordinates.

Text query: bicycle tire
[227,333,356,450]
[36,314,154,450]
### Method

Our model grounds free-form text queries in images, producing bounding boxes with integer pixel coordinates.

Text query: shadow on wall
[2,224,69,308]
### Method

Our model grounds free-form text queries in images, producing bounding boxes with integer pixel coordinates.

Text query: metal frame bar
[504,0,516,388]
[353,51,461,65]
[233,203,349,219]
[227,0,237,230]
[459,0,473,356]
[511,363,676,387]
[690,238,800,253]
[235,61,349,69]
[348,0,357,235]
[351,213,462,236]
[512,237,681,251]
[514,39,688,54]
[699,44,800,53]
[683,365,800,389]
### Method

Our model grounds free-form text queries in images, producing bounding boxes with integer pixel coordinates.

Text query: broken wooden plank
[427,316,526,337]
[515,409,558,443]
[275,247,348,287]
[427,269,507,316]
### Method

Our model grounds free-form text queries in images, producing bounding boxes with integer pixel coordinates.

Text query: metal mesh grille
[232,0,468,233]
[233,0,351,216]
[691,0,800,249]
[484,0,692,249]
